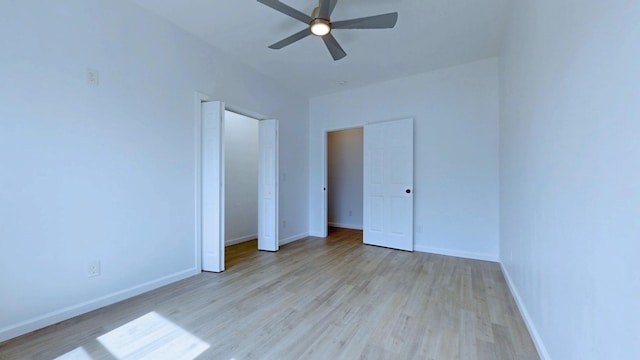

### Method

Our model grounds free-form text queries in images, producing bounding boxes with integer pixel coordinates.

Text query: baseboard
[225,234,258,247]
[500,263,551,360]
[279,232,309,246]
[0,268,199,343]
[308,231,325,238]
[414,245,499,262]
[328,222,363,230]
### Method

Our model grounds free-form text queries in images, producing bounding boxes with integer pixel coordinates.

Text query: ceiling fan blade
[268,28,312,49]
[318,0,338,19]
[322,33,347,61]
[257,0,312,24]
[329,0,339,16]
[332,12,398,29]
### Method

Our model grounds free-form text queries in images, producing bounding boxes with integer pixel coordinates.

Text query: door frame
[194,92,278,272]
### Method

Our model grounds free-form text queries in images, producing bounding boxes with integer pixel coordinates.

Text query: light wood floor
[0,228,539,359]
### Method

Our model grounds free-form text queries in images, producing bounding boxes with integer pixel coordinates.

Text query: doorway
[327,128,364,236]
[196,96,279,273]
[322,118,414,251]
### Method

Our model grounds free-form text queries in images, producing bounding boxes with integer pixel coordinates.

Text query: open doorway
[224,111,259,268]
[323,119,414,251]
[197,96,279,273]
[327,128,364,238]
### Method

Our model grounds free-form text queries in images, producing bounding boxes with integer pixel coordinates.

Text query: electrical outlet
[282,220,287,228]
[87,260,101,277]
[348,210,353,216]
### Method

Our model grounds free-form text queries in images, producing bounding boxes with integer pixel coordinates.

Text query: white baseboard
[225,234,258,247]
[0,268,199,343]
[328,222,363,230]
[414,245,499,262]
[279,232,309,246]
[500,263,550,360]
[308,231,325,238]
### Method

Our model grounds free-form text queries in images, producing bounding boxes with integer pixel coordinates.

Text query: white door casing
[258,119,279,251]
[201,101,225,272]
[363,118,414,251]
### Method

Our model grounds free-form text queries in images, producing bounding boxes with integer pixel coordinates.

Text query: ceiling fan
[257,0,398,61]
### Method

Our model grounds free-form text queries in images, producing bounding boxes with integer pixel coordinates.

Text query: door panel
[258,119,278,251]
[363,118,414,251]
[201,101,225,272]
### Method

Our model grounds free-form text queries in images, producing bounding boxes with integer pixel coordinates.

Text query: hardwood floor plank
[0,228,539,359]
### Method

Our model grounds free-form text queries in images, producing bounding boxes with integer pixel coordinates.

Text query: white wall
[500,1,640,359]
[224,111,259,245]
[0,0,309,342]
[327,128,364,230]
[310,58,500,261]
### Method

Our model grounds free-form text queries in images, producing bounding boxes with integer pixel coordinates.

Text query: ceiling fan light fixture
[310,18,331,36]
[258,0,398,61]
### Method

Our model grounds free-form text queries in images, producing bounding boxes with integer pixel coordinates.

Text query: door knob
[406,189,411,194]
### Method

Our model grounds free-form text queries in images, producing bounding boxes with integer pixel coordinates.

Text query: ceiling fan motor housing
[311,6,321,19]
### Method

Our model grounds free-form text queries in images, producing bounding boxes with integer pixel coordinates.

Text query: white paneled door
[258,119,278,252]
[363,118,414,251]
[201,101,225,272]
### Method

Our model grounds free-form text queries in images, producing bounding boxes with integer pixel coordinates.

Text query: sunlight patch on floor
[96,311,209,359]
[54,347,92,360]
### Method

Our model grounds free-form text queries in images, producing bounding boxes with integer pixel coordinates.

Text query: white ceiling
[134,0,508,97]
